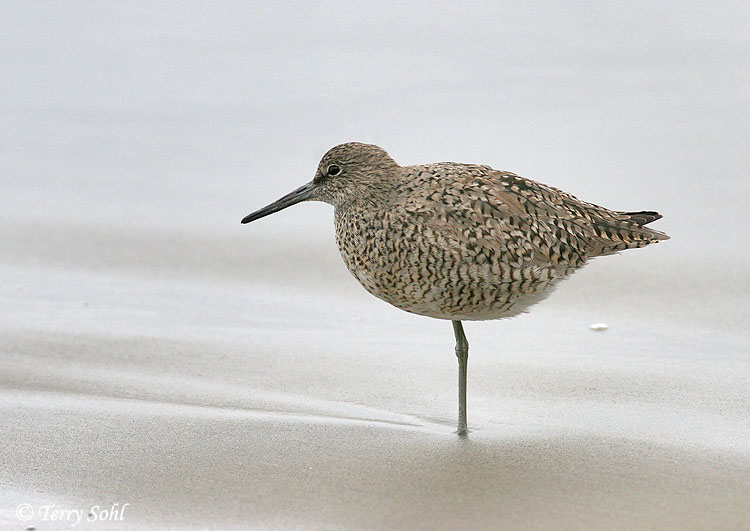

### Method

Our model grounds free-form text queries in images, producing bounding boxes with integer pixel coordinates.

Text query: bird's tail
[589,210,669,255]
[623,210,670,242]
[623,210,663,226]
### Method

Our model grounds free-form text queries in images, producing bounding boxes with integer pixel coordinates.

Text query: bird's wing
[401,167,665,269]
[495,172,670,252]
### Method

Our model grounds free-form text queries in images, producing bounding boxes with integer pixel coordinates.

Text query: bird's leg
[452,320,469,435]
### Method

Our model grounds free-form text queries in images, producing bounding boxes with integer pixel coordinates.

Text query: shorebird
[241,142,668,435]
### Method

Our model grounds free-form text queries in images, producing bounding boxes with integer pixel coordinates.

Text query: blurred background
[3,0,748,338]
[3,1,747,234]
[1,2,749,529]
[3,0,748,320]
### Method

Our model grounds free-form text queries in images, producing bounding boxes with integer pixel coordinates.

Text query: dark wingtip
[625,211,662,226]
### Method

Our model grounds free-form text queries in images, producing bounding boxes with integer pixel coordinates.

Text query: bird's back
[400,162,668,265]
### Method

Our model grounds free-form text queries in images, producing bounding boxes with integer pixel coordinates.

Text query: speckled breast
[333,205,561,321]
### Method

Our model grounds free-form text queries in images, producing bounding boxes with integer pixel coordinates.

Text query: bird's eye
[327,164,341,176]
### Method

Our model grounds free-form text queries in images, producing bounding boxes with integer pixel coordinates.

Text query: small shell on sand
[590,323,609,331]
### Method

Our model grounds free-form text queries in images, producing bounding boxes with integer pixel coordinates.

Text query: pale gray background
[3,1,748,239]
[1,2,749,529]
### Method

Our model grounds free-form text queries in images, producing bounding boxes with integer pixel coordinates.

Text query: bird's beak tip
[240,181,316,226]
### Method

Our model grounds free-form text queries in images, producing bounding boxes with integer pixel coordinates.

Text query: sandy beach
[2,2,749,529]
[1,220,748,530]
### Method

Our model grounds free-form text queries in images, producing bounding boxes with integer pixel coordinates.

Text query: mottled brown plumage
[242,142,669,434]
[317,143,668,321]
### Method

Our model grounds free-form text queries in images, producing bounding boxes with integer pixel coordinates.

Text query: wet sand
[1,221,748,530]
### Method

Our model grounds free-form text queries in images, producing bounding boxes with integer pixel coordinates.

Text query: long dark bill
[241,181,316,224]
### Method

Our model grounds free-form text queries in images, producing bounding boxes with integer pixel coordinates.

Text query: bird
[241,142,669,435]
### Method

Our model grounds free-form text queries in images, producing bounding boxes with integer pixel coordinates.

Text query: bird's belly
[345,255,565,321]
[404,286,559,321]
[335,209,570,321]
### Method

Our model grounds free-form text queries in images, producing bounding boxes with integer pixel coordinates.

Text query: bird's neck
[332,175,404,213]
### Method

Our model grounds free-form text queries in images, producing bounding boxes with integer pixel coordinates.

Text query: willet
[241,142,669,435]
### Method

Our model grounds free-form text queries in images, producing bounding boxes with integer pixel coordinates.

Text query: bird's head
[241,142,399,224]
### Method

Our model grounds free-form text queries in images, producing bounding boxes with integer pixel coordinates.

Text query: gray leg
[452,320,469,435]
